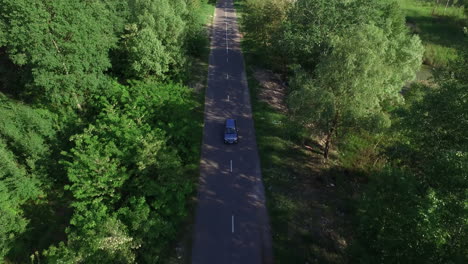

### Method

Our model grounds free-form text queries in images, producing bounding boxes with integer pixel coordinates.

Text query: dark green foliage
[0,95,56,259]
[337,131,388,171]
[353,54,468,263]
[1,0,211,262]
[44,82,198,262]
[353,168,441,263]
[0,182,28,259]
[403,81,467,157]
[0,0,117,111]
[354,164,467,263]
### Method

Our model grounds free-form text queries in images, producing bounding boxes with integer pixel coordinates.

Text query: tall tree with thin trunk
[288,23,423,159]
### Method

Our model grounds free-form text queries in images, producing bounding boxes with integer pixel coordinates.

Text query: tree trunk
[432,0,440,16]
[50,30,82,111]
[324,132,332,159]
[324,113,339,159]
[443,0,450,15]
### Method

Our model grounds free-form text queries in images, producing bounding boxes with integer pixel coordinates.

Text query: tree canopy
[0,0,211,262]
[285,0,424,158]
[0,0,117,110]
[240,0,465,262]
[354,54,468,262]
[0,95,56,259]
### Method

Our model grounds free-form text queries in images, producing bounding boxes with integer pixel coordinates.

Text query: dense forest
[0,0,212,263]
[238,0,467,263]
[1,0,467,263]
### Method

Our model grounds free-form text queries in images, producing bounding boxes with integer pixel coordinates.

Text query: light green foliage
[276,0,343,69]
[0,95,56,259]
[184,0,212,57]
[276,0,379,69]
[314,23,423,124]
[286,0,424,158]
[287,69,335,134]
[0,0,117,109]
[424,43,459,67]
[44,213,137,264]
[120,0,188,80]
[277,0,424,69]
[241,0,291,49]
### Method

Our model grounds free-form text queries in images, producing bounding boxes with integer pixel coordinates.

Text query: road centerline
[232,215,235,233]
[191,1,273,263]
[226,22,228,53]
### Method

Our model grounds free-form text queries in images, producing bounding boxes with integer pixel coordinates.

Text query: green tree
[44,209,137,264]
[0,95,56,259]
[184,0,211,57]
[0,181,28,259]
[241,0,291,49]
[48,82,197,262]
[277,0,413,70]
[353,167,467,263]
[353,53,468,263]
[118,0,188,80]
[289,23,423,158]
[0,0,117,111]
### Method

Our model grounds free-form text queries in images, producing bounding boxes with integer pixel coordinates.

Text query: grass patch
[394,0,467,67]
[248,70,358,263]
[234,0,465,262]
[397,0,466,18]
[246,70,352,263]
[423,43,459,66]
[235,2,354,263]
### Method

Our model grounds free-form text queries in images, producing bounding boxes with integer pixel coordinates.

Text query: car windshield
[225,127,236,134]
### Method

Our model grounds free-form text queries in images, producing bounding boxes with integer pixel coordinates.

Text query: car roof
[225,119,236,128]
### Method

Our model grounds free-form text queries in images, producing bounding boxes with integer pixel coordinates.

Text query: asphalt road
[191,0,273,263]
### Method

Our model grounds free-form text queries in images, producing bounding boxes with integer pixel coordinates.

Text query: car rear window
[226,127,236,134]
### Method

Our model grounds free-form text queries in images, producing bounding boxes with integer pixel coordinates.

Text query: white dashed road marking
[232,215,235,233]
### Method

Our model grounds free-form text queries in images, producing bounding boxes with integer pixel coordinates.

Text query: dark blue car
[224,119,238,144]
